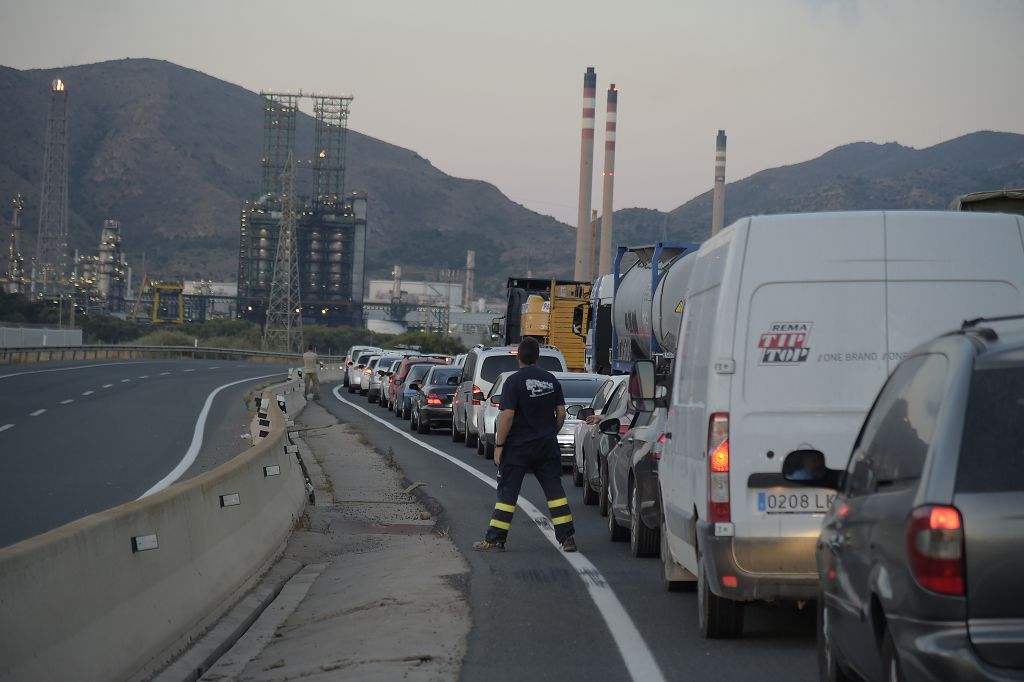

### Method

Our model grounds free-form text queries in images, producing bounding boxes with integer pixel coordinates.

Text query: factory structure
[236,91,368,330]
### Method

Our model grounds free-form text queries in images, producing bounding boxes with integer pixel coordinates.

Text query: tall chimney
[598,84,618,277]
[711,129,727,236]
[574,67,597,281]
[589,209,599,282]
[463,249,475,311]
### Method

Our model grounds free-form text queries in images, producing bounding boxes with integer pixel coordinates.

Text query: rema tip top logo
[758,322,812,365]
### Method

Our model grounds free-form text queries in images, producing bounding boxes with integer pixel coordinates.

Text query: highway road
[326,384,819,682]
[0,359,288,548]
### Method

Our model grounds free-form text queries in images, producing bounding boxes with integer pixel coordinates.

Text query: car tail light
[364,368,371,375]
[347,360,353,365]
[619,422,631,434]
[426,394,443,406]
[906,505,965,596]
[471,385,484,405]
[650,433,667,461]
[707,412,730,523]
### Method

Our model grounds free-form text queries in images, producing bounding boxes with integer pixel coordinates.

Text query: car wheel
[347,383,355,394]
[409,410,418,431]
[417,412,430,434]
[452,416,465,442]
[817,590,857,681]
[476,434,485,455]
[582,455,598,505]
[401,403,410,420]
[465,419,477,448]
[881,626,904,682]
[629,478,659,558]
[697,543,744,638]
[572,458,584,487]
[598,460,610,517]
[484,440,494,460]
[607,492,629,542]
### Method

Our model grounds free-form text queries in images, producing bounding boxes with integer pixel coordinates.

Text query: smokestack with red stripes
[711,130,727,236]
[574,67,597,281]
[598,84,618,277]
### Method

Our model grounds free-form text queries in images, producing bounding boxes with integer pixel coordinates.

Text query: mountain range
[1,58,1022,298]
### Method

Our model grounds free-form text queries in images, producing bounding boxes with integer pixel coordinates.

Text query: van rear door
[884,212,1024,371]
[731,213,889,571]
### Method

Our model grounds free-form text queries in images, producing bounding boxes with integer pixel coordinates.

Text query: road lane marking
[210,366,221,369]
[139,372,285,498]
[0,361,139,380]
[160,372,171,376]
[60,399,73,404]
[29,409,46,417]
[102,384,113,388]
[81,390,94,396]
[183,369,195,373]
[0,424,13,433]
[332,387,666,682]
[139,375,149,379]
[121,379,131,383]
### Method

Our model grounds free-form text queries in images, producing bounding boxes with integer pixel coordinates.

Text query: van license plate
[756,490,835,514]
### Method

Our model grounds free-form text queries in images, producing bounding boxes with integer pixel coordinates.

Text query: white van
[660,210,1024,638]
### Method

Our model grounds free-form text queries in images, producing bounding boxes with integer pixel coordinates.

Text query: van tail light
[472,385,484,405]
[707,412,730,523]
[650,433,667,461]
[426,394,443,406]
[906,505,965,596]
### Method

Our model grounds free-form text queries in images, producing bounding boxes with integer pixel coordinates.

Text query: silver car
[357,355,381,395]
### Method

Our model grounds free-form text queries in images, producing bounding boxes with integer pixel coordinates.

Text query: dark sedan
[410,366,462,434]
[786,315,1024,681]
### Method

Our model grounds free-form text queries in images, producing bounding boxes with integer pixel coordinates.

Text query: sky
[1,0,1022,225]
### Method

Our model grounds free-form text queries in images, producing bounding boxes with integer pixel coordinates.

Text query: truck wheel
[697,544,744,638]
[582,456,598,505]
[630,478,659,558]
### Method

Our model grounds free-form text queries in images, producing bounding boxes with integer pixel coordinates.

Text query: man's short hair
[518,337,540,365]
[307,344,314,351]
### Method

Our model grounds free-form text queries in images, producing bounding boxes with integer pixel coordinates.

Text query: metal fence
[0,344,342,366]
[0,327,83,348]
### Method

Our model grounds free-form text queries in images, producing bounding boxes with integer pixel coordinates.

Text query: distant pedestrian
[303,344,321,400]
[473,337,577,553]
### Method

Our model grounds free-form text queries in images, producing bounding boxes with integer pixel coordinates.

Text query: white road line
[183,369,195,373]
[0,361,138,381]
[139,375,149,379]
[29,409,46,417]
[139,372,284,498]
[331,387,666,682]
[160,372,171,376]
[121,379,131,383]
[0,424,13,433]
[102,384,113,389]
[81,390,94,396]
[210,366,221,369]
[60,399,73,404]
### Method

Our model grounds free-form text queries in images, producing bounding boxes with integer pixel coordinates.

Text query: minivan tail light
[906,505,965,596]
[707,412,730,523]
[472,385,484,405]
[650,433,667,461]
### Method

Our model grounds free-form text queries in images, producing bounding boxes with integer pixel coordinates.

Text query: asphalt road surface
[0,359,287,548]
[325,382,819,682]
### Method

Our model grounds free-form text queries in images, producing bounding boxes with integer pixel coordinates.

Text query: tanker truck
[576,242,699,374]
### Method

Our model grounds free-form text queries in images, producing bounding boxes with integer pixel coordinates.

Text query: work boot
[473,539,506,552]
[561,535,577,553]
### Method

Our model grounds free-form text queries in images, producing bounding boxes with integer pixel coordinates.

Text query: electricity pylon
[262,153,303,353]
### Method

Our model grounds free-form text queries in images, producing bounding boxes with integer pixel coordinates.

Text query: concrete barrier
[0,379,310,682]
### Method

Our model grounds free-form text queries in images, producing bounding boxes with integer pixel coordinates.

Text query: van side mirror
[631,360,656,401]
[782,450,841,489]
[491,318,502,336]
[599,418,621,436]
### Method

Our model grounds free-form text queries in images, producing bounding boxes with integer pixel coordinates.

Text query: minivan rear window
[480,355,562,382]
[957,366,1024,493]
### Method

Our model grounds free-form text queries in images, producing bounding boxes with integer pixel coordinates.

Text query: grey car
[786,315,1024,681]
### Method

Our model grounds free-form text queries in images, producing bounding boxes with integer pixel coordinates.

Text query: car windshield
[480,354,562,383]
[430,368,462,385]
[407,364,432,383]
[558,377,605,403]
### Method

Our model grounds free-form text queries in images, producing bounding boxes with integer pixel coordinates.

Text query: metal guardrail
[0,344,343,366]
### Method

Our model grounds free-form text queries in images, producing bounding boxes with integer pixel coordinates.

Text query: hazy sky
[1,0,1022,224]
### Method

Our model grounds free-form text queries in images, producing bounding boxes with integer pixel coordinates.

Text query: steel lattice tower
[35,78,70,295]
[312,95,352,208]
[262,153,304,353]
[260,93,298,198]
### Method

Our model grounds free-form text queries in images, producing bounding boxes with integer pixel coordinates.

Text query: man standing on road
[302,344,321,400]
[473,337,577,553]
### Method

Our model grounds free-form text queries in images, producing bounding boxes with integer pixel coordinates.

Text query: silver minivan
[451,345,566,447]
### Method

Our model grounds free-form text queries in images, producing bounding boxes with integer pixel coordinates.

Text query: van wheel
[661,525,689,592]
[697,545,744,638]
[630,479,659,558]
[572,460,584,487]
[582,456,598,505]
[598,460,610,517]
